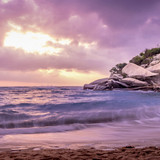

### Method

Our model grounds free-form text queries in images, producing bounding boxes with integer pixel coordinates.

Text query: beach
[1,146,160,160]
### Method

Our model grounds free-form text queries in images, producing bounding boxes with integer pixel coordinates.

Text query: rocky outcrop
[84,62,160,91]
[83,78,109,90]
[121,78,148,87]
[83,78,129,91]
[122,63,158,79]
[89,78,109,85]
[93,84,108,91]
[83,84,96,90]
[83,48,160,91]
[109,73,123,80]
[148,54,160,67]
[147,62,160,73]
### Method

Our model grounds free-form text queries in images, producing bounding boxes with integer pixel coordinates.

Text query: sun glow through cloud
[59,70,106,84]
[36,69,106,86]
[78,42,97,49]
[3,31,72,55]
[2,0,11,3]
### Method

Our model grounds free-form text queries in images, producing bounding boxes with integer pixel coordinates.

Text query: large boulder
[149,60,160,67]
[121,78,148,87]
[93,84,108,91]
[147,62,160,73]
[108,79,129,88]
[83,78,109,90]
[148,54,160,67]
[83,84,95,90]
[109,73,123,80]
[122,63,158,79]
[93,79,129,91]
[89,78,108,85]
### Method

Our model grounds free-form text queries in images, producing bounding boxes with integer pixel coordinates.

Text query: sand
[0,146,160,160]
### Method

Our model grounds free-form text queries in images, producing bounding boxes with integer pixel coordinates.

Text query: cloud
[2,0,160,49]
[0,0,160,85]
[0,46,108,73]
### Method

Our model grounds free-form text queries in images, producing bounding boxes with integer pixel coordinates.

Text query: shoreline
[0,146,160,160]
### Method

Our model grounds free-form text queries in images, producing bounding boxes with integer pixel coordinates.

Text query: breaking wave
[0,87,160,134]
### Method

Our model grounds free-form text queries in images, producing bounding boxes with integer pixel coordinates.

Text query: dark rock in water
[110,80,129,88]
[84,79,129,91]
[93,84,108,91]
[83,84,95,90]
[83,78,109,90]
[84,77,130,91]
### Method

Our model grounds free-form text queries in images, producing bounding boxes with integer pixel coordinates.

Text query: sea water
[0,86,160,149]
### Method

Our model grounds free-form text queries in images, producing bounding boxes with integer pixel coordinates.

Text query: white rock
[122,63,158,79]
[149,60,160,67]
[121,78,148,87]
[153,54,160,61]
[151,75,160,85]
[147,62,160,73]
[148,53,160,67]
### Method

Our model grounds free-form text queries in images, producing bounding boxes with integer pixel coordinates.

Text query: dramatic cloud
[0,46,106,72]
[0,0,160,85]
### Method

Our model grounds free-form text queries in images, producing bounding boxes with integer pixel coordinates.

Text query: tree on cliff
[110,63,127,74]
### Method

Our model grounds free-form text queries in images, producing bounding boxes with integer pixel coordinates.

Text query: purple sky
[0,0,160,86]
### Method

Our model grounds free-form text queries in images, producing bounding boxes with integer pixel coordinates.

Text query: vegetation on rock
[110,47,160,73]
[129,47,160,66]
[129,55,143,65]
[110,63,127,74]
[85,47,160,91]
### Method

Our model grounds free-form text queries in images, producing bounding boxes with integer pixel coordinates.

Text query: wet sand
[0,146,160,160]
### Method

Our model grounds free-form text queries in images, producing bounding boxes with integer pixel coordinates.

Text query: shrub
[110,47,160,74]
[129,47,160,66]
[122,73,127,78]
[110,63,127,74]
[110,67,117,74]
[129,55,143,65]
[139,52,145,56]
[116,63,127,70]
[141,57,152,65]
[144,48,160,58]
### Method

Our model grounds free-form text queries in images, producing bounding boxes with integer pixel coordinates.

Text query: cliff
[84,47,160,91]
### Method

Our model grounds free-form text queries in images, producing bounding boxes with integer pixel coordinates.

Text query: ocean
[0,86,160,149]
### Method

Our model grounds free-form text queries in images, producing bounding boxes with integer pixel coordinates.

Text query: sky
[0,0,160,86]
